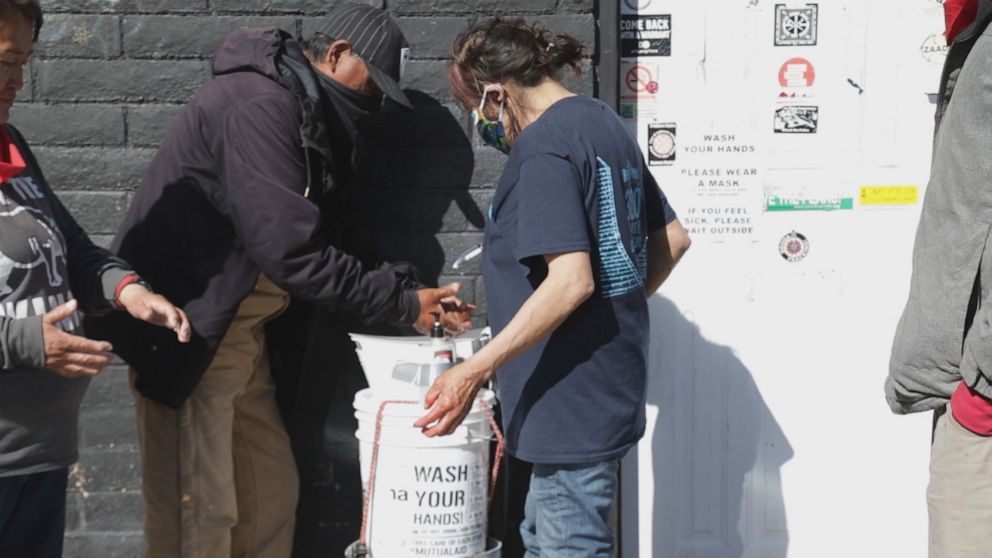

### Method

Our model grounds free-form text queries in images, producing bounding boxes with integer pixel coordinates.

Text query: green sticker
[765,195,853,212]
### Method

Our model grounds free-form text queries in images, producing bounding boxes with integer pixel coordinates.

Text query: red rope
[358,399,416,547]
[357,395,506,550]
[479,396,505,510]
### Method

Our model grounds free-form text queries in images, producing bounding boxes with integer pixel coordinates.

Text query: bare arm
[414,251,595,436]
[644,218,691,296]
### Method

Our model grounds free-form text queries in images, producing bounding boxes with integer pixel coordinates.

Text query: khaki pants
[928,404,992,558]
[131,275,298,558]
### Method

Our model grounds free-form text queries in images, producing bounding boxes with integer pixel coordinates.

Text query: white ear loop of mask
[478,84,505,121]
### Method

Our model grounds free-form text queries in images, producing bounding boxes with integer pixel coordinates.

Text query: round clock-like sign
[649,128,675,160]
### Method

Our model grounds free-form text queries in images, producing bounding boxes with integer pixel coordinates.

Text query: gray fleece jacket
[887,4,992,414]
[0,124,131,476]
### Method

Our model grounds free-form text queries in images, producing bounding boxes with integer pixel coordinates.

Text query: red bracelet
[113,273,144,309]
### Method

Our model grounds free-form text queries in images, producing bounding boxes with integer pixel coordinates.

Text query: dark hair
[301,31,334,63]
[448,17,585,112]
[0,0,42,41]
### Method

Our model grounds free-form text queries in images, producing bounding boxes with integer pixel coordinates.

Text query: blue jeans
[520,460,619,558]
[0,467,68,558]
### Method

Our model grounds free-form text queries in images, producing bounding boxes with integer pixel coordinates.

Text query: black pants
[0,467,68,558]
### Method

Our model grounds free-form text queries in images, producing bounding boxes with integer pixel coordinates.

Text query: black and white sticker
[620,15,671,57]
[773,105,818,133]
[779,231,809,262]
[774,4,818,46]
[647,123,677,166]
[920,33,949,65]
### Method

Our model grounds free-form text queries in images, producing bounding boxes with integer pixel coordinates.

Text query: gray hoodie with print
[0,124,132,476]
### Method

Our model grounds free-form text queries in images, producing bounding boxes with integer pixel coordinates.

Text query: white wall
[621,1,945,556]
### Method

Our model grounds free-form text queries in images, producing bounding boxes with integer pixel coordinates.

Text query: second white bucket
[354,388,496,558]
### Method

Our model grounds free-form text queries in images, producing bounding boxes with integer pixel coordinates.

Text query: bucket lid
[353,387,495,417]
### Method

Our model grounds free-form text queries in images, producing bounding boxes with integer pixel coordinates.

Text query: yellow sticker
[859,185,919,206]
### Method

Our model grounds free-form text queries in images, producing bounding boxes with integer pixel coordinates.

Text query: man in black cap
[87,4,472,557]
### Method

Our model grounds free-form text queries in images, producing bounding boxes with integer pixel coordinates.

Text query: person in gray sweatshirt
[887,1,992,556]
[0,1,190,556]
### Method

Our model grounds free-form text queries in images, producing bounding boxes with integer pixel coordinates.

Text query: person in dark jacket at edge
[85,3,474,557]
[0,1,191,557]
[886,1,992,557]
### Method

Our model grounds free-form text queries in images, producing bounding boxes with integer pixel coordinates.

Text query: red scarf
[945,0,980,44]
[0,128,26,184]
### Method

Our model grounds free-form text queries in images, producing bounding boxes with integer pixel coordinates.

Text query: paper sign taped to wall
[765,194,853,211]
[859,185,919,206]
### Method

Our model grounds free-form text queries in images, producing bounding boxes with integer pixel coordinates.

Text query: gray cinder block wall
[11,1,596,556]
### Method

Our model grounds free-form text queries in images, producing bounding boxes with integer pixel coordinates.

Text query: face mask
[472,84,510,154]
[316,70,383,132]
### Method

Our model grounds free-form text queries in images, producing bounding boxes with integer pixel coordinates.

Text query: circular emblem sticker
[920,33,949,64]
[781,11,811,39]
[623,0,653,10]
[779,231,809,262]
[624,64,659,95]
[648,128,676,161]
[778,57,815,87]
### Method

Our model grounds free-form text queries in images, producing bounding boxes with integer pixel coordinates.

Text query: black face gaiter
[315,70,383,139]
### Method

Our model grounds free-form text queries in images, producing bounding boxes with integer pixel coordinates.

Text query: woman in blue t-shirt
[415,17,691,557]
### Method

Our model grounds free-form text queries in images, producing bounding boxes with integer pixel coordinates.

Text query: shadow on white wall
[623,295,792,558]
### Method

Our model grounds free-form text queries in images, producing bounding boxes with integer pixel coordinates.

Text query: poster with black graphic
[774,4,818,46]
[773,105,819,134]
[620,15,672,57]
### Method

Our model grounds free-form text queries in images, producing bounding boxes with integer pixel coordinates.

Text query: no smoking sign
[621,61,660,100]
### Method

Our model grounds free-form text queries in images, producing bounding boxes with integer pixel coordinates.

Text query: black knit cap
[317,2,412,109]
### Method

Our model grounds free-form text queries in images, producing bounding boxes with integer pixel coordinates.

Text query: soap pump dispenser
[429,312,455,365]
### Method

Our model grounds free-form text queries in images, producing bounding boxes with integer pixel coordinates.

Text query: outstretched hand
[414,359,491,437]
[117,284,192,343]
[42,300,113,378]
[414,282,475,335]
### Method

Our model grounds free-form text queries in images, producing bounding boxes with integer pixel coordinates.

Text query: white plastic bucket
[353,388,496,558]
[344,538,502,558]
[349,328,491,399]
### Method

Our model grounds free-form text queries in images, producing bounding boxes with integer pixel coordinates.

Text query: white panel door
[620,1,943,557]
